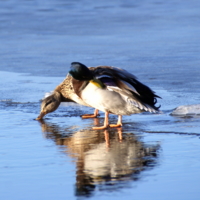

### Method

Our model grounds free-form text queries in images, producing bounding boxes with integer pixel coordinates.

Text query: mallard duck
[36,62,160,130]
[68,62,161,129]
[36,74,97,120]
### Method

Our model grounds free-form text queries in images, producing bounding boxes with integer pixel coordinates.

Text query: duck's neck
[54,84,74,102]
[52,91,62,102]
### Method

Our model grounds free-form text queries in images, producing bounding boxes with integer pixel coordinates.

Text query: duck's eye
[45,98,54,107]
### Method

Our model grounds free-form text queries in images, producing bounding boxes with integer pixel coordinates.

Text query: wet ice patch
[171,104,200,116]
[0,99,12,102]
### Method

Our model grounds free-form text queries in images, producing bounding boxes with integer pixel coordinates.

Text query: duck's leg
[117,127,123,141]
[104,130,110,147]
[81,109,99,119]
[109,115,123,128]
[92,111,109,130]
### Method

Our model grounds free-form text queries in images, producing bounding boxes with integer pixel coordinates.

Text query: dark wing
[89,66,161,112]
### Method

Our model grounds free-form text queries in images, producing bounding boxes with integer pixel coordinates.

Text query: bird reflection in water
[38,119,160,197]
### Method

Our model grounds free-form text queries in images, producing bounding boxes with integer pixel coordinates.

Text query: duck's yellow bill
[36,111,46,120]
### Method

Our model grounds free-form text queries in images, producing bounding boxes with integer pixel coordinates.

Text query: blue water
[0,72,200,200]
[1,0,200,199]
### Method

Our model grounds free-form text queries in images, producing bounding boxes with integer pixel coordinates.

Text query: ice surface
[171,104,200,115]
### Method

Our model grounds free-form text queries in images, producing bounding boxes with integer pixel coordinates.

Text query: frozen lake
[1,0,200,199]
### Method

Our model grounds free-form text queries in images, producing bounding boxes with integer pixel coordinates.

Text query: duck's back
[89,66,160,113]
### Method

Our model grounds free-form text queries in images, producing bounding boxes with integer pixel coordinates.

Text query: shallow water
[1,0,200,199]
[1,72,200,200]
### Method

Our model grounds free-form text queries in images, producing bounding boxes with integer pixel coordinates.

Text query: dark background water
[1,0,200,92]
[0,0,200,199]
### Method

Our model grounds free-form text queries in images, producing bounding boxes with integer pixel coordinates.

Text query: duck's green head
[69,62,93,81]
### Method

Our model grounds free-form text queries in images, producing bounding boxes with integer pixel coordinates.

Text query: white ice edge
[171,104,200,115]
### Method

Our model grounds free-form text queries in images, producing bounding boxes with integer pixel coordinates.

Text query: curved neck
[52,91,62,102]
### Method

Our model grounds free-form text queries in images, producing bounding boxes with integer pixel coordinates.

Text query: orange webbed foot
[109,123,123,128]
[81,109,99,119]
[81,114,100,119]
[92,125,109,130]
